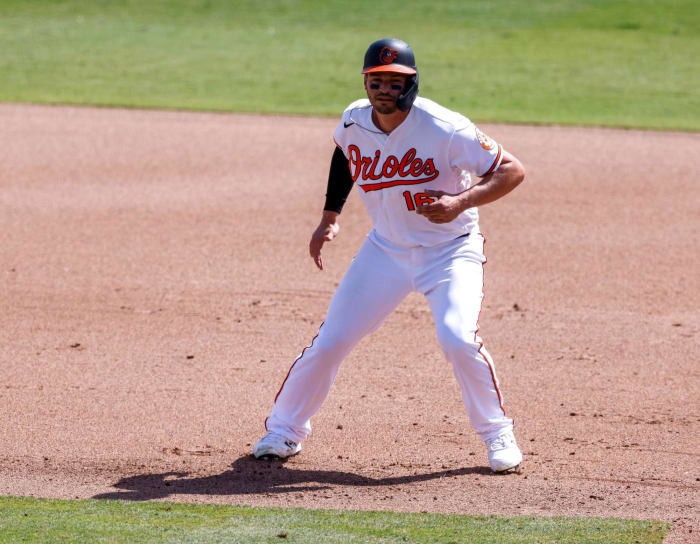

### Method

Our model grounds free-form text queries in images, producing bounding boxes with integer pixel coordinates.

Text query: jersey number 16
[402,191,436,211]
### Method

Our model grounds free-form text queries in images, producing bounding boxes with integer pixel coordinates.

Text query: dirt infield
[0,104,698,542]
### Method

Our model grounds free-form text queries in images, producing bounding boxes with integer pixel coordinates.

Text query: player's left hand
[415,189,465,223]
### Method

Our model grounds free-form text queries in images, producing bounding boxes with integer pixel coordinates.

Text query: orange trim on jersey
[362,65,416,75]
[473,233,507,416]
[272,322,324,404]
[480,144,503,177]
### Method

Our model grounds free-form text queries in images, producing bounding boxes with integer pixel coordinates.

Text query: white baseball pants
[265,230,513,444]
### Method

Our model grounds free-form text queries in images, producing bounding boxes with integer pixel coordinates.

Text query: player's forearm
[460,155,525,210]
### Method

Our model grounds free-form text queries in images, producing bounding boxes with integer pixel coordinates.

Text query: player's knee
[316,327,357,357]
[435,324,478,359]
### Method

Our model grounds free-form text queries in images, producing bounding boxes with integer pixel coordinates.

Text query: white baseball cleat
[253,431,302,459]
[486,430,523,473]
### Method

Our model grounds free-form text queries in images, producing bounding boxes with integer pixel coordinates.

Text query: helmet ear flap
[397,72,419,111]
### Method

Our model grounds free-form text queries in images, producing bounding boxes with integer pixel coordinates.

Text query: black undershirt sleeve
[323,146,354,213]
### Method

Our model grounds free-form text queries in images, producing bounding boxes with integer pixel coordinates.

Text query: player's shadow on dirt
[93,455,493,501]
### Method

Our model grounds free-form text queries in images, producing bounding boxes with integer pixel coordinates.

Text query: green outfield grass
[0,496,668,544]
[0,0,698,130]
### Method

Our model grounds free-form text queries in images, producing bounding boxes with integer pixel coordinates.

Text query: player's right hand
[309,212,340,270]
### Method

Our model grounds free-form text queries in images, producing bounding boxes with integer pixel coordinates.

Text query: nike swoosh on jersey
[344,121,355,128]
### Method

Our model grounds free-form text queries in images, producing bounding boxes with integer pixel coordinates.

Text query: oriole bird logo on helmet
[379,47,399,64]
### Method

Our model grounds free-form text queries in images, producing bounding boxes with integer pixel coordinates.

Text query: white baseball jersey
[333,97,503,248]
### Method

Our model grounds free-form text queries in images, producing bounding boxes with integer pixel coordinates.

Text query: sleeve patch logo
[379,47,399,64]
[476,128,496,150]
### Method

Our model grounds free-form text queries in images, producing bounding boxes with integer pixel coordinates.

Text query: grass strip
[0,495,668,543]
[0,0,698,130]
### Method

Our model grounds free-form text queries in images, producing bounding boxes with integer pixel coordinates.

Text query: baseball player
[254,38,526,472]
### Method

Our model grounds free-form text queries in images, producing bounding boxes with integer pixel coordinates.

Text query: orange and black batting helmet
[362,38,417,75]
[362,38,419,111]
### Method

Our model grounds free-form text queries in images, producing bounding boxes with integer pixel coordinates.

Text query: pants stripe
[264,323,324,432]
[474,232,507,416]
[479,345,506,414]
[274,322,324,404]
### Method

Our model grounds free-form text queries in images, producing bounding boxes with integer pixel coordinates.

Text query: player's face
[364,73,407,114]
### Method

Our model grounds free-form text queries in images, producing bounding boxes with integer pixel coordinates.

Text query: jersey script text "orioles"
[347,144,439,192]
